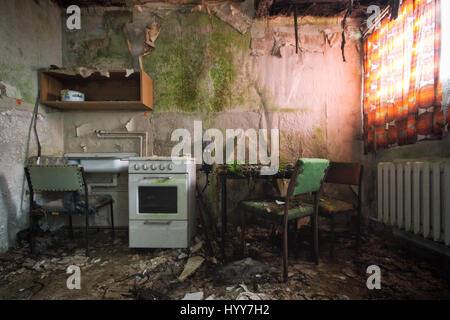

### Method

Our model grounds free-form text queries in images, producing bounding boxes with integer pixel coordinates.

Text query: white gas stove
[128,156,196,248]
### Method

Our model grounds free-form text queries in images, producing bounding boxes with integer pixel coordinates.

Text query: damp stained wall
[61,4,368,226]
[0,0,63,252]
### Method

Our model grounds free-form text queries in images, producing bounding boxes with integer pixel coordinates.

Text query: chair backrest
[293,158,330,195]
[285,158,330,199]
[25,165,85,192]
[324,162,363,186]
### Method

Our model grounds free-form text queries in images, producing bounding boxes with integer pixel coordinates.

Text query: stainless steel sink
[64,153,136,173]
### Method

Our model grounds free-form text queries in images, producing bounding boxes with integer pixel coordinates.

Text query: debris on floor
[217,258,267,282]
[178,256,205,282]
[1,218,450,300]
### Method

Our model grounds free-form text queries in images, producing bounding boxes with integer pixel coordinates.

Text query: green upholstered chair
[239,158,329,282]
[24,164,114,256]
[318,162,363,259]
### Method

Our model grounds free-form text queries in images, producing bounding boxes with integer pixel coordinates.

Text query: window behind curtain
[363,0,448,152]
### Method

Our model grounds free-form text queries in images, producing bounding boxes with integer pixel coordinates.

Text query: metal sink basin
[64,153,136,173]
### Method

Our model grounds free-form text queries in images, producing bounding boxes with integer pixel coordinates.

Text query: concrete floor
[1,216,450,300]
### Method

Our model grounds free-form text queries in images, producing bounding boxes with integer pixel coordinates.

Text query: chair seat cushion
[240,199,314,221]
[319,197,354,215]
[41,195,113,213]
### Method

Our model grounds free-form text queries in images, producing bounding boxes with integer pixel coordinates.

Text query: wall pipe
[94,130,148,157]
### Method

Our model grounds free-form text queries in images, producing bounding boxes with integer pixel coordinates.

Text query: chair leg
[294,219,299,257]
[110,201,115,240]
[28,191,36,255]
[330,214,335,261]
[282,215,289,282]
[269,223,276,241]
[30,214,37,255]
[240,210,246,258]
[85,206,89,257]
[313,211,319,265]
[356,208,361,251]
[68,213,74,239]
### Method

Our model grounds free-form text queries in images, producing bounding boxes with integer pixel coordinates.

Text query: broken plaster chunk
[178,256,204,282]
[0,81,23,100]
[125,118,136,132]
[236,291,270,300]
[182,291,204,300]
[125,69,134,77]
[145,22,161,49]
[271,36,286,57]
[178,252,188,260]
[210,3,252,34]
[75,123,91,137]
[76,67,95,78]
[190,240,203,254]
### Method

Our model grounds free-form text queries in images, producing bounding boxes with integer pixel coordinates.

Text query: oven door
[129,173,188,220]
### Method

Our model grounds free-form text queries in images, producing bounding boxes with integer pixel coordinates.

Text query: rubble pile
[1,218,450,300]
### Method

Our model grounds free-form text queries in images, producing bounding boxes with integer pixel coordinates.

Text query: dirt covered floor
[1,216,450,300]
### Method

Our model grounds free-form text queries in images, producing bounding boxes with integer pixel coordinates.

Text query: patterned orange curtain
[363,0,445,152]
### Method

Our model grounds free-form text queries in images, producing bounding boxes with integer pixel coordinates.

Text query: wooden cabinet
[39,69,153,110]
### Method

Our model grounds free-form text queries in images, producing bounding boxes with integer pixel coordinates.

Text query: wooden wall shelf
[39,69,153,111]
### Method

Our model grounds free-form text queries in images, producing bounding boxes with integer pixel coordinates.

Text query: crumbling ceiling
[52,0,390,17]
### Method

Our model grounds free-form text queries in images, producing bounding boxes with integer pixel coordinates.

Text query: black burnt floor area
[0,215,449,300]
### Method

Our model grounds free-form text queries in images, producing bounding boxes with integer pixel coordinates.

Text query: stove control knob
[134,164,140,170]
[151,164,157,170]
[167,163,174,171]
[159,164,165,170]
[142,164,149,170]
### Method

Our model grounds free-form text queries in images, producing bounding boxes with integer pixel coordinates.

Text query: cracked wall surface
[61,4,367,226]
[0,0,447,252]
[0,0,63,252]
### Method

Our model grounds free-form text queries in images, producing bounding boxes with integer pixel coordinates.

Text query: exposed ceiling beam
[279,0,348,3]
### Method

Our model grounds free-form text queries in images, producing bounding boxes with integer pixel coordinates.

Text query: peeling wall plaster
[0,0,63,252]
[61,5,368,226]
[0,1,447,250]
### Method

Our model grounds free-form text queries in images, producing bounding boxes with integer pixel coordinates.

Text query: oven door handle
[143,220,171,225]
[141,177,172,180]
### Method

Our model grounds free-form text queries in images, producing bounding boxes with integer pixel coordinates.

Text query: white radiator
[377,161,450,246]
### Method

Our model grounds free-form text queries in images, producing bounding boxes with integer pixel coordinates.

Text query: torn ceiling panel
[210,2,253,34]
[266,0,389,18]
[53,0,389,18]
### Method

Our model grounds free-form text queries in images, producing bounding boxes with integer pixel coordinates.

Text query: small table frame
[215,165,294,260]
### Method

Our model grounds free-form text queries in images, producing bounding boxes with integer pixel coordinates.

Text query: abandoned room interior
[0,0,450,302]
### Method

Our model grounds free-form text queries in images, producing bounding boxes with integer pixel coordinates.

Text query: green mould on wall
[142,11,251,113]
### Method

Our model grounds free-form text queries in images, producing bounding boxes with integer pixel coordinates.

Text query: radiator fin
[378,160,450,246]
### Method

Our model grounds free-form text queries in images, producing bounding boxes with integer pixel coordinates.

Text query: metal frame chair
[24,164,114,256]
[318,162,363,259]
[240,158,329,282]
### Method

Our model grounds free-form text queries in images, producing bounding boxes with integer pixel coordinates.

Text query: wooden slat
[404,162,412,232]
[41,101,150,110]
[40,69,153,111]
[140,70,154,109]
[40,70,63,101]
[396,163,403,228]
[324,162,362,185]
[422,162,430,238]
[284,0,348,2]
[432,162,441,242]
